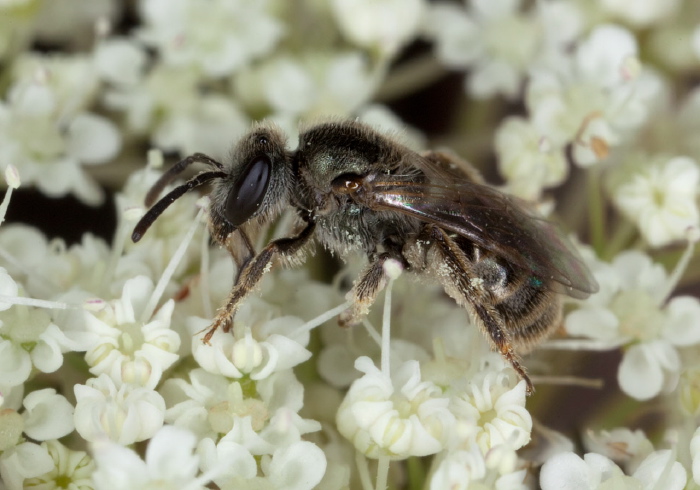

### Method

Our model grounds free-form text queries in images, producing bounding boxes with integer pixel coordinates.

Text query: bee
[132,120,599,393]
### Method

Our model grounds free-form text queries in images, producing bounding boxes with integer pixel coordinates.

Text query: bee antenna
[145,153,225,207]
[132,170,227,243]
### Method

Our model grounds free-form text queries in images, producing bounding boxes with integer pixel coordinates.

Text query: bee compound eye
[224,155,272,226]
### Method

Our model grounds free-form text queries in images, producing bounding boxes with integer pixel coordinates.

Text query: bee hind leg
[424,225,535,395]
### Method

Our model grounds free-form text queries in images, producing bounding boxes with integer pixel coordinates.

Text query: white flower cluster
[0,0,699,489]
[425,0,700,246]
[564,245,700,400]
[0,56,121,205]
[323,265,532,487]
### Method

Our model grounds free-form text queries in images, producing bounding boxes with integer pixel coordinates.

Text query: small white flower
[0,226,114,302]
[189,298,311,381]
[583,428,654,471]
[263,441,327,490]
[217,415,275,456]
[565,250,700,400]
[631,450,687,489]
[527,25,662,166]
[74,374,165,444]
[0,225,49,284]
[0,389,75,489]
[425,0,580,100]
[331,0,425,59]
[0,441,54,490]
[138,0,283,78]
[0,302,88,386]
[494,116,567,200]
[336,356,455,459]
[92,425,204,490]
[164,367,317,448]
[258,408,322,450]
[200,436,327,490]
[23,440,95,490]
[233,51,376,120]
[450,373,532,454]
[613,156,700,248]
[94,37,148,87]
[84,275,180,389]
[162,368,271,439]
[197,436,257,484]
[0,72,121,204]
[104,56,250,157]
[151,93,249,157]
[256,369,307,415]
[11,53,100,116]
[430,444,527,490]
[540,450,687,490]
[430,446,487,490]
[540,451,625,490]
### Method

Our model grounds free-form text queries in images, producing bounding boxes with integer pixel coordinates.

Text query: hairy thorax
[315,199,421,257]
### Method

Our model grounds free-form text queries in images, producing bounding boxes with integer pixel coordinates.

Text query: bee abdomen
[497,283,561,353]
[475,255,562,352]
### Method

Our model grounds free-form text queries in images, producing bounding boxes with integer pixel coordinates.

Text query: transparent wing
[363,153,599,299]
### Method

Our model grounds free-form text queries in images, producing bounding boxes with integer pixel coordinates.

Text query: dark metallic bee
[132,120,599,393]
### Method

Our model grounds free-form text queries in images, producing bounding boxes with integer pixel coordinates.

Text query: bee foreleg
[425,225,534,394]
[202,220,316,344]
[227,229,256,282]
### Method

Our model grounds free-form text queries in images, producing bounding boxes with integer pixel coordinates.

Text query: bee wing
[364,155,599,299]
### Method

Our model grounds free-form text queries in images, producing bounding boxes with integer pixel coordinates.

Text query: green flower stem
[406,456,425,490]
[587,165,606,257]
[376,54,449,103]
[602,217,637,261]
[375,455,390,490]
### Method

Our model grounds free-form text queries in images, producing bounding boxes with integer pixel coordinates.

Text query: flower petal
[541,451,600,490]
[22,389,75,441]
[66,113,121,165]
[632,450,687,490]
[266,441,327,490]
[618,344,664,400]
[664,296,700,346]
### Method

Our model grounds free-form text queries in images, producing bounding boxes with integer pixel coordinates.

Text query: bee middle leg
[339,252,395,327]
[422,225,534,394]
[202,220,316,344]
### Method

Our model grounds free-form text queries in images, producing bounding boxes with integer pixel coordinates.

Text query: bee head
[132,123,292,244]
[210,124,292,237]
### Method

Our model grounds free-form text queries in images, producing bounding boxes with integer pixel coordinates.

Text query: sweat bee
[132,120,599,393]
